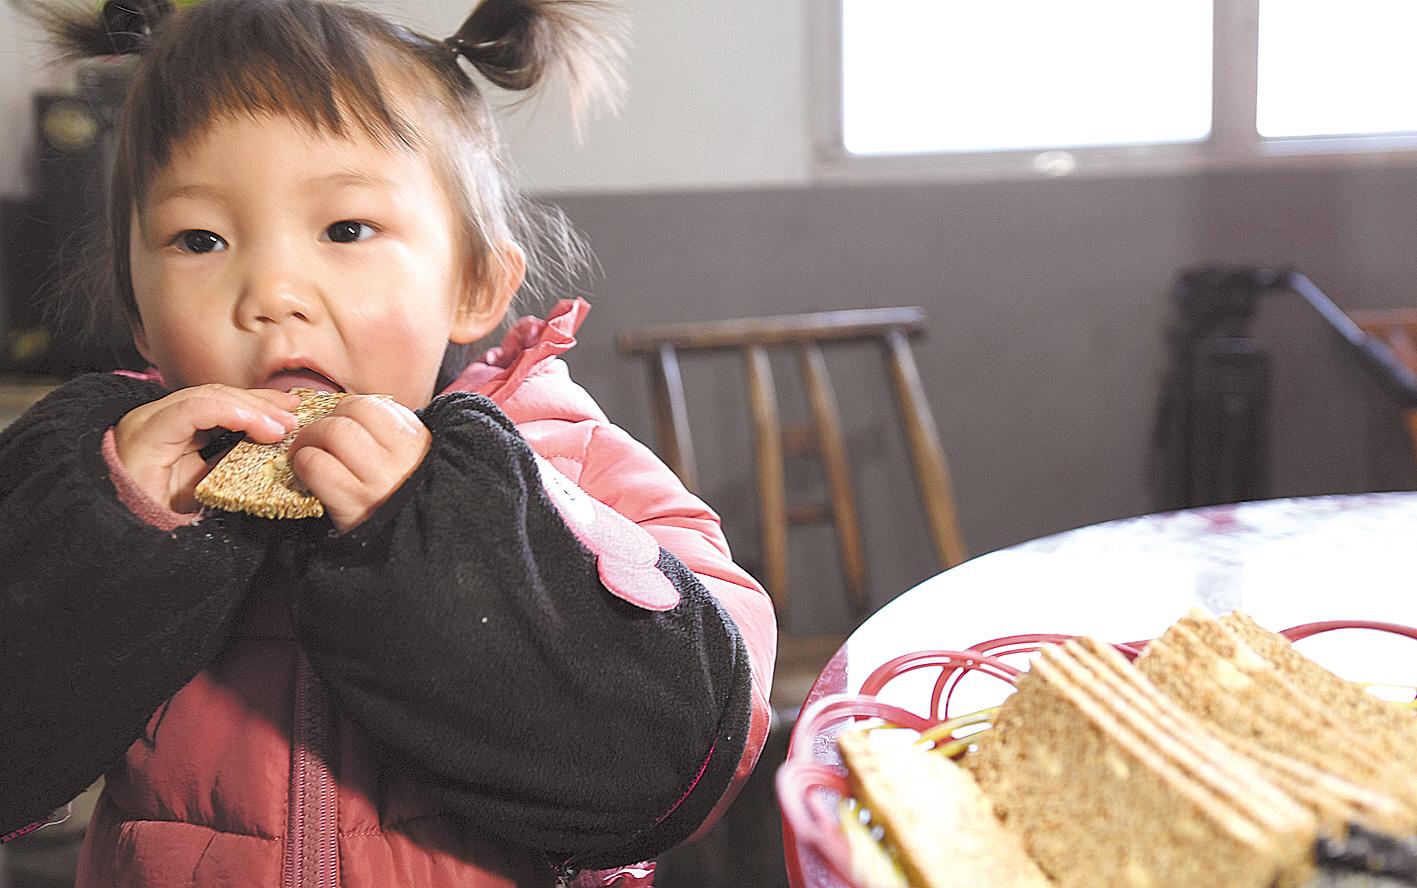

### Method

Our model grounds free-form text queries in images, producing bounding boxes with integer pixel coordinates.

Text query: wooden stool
[617,307,967,711]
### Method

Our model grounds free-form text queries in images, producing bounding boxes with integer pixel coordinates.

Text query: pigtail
[35,0,175,59]
[447,0,628,122]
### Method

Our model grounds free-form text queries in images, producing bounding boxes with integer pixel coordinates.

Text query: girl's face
[128,113,514,409]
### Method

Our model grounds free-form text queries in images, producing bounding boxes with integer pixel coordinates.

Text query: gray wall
[549,164,1417,633]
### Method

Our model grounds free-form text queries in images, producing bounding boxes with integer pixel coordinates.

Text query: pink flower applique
[535,454,679,612]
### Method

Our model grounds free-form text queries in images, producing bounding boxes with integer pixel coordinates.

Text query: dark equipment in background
[0,61,142,377]
[1151,265,1417,511]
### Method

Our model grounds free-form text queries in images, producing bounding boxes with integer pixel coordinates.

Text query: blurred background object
[0,57,140,379]
[1151,266,1417,513]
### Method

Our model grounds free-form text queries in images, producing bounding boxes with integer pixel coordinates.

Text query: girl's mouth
[261,368,344,393]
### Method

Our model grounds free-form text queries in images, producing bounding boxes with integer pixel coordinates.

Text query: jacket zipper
[285,651,340,888]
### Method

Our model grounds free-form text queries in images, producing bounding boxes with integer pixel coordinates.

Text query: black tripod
[1151,266,1417,511]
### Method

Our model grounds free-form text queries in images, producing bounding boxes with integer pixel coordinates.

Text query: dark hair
[38,0,625,387]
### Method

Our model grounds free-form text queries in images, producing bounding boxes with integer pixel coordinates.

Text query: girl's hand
[113,385,301,514]
[287,395,431,534]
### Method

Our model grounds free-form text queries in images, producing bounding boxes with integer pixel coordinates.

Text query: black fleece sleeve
[0,373,273,835]
[294,393,752,869]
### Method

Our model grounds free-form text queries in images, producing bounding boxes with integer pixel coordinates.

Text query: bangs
[126,0,452,194]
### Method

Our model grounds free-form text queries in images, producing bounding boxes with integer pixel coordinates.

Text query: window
[842,1,1213,156]
[826,0,1417,177]
[1257,0,1417,139]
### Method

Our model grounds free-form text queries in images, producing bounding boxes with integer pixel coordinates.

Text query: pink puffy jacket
[74,299,776,888]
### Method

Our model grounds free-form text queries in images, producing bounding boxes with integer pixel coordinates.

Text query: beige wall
[395,0,813,194]
[0,0,811,198]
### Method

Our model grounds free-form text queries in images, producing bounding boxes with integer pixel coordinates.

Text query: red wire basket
[776,620,1417,888]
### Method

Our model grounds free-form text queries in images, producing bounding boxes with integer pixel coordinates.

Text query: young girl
[0,1,776,885]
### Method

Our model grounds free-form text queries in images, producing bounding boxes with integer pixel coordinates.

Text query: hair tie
[444,32,513,70]
[442,1,537,87]
[444,35,473,63]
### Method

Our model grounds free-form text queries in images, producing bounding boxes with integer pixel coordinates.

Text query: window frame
[812,0,1417,184]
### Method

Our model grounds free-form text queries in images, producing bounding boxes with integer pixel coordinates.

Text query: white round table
[786,493,1417,888]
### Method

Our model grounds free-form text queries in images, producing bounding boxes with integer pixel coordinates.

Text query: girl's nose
[234,251,322,329]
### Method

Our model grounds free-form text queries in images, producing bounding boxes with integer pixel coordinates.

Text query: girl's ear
[450,241,526,344]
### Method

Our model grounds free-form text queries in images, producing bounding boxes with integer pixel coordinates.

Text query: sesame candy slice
[193,388,347,519]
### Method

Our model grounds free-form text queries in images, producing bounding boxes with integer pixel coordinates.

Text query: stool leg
[746,345,790,613]
[651,344,699,492]
[885,330,967,569]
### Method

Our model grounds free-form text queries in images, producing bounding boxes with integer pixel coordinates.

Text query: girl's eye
[176,230,227,254]
[325,221,375,244]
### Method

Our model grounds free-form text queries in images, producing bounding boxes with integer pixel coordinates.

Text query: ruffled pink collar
[117,298,591,402]
[444,298,590,400]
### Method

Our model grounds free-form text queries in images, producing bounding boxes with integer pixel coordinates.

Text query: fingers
[119,384,298,454]
[291,396,426,484]
[162,393,295,445]
[332,395,424,440]
[130,385,300,446]
[210,387,302,442]
[247,387,305,413]
[288,396,430,533]
[289,445,361,513]
[111,384,301,514]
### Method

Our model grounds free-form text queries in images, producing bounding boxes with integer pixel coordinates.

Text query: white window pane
[841,0,1212,156]
[1257,0,1417,139]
